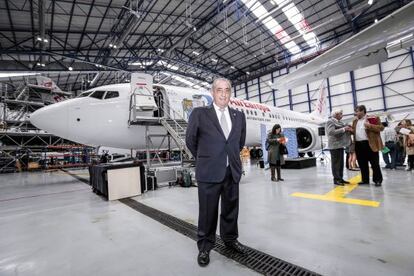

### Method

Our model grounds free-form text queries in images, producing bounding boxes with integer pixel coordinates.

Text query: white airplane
[30,73,327,156]
[273,1,414,91]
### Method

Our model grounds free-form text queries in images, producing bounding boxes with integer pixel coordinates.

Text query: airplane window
[90,90,106,99]
[105,91,119,99]
[254,111,257,116]
[78,91,93,98]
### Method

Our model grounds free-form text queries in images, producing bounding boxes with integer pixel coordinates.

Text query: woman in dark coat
[266,124,286,181]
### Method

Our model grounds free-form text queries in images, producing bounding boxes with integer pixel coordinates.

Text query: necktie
[219,108,229,139]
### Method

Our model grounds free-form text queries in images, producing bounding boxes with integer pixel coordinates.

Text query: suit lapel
[206,105,226,138]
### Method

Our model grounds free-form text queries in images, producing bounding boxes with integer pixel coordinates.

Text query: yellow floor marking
[291,174,380,207]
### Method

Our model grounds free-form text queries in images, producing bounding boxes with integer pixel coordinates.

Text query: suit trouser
[197,167,239,252]
[330,148,344,182]
[355,140,382,183]
[382,141,397,168]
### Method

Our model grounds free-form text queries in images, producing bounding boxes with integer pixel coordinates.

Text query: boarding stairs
[158,99,193,163]
[127,92,193,164]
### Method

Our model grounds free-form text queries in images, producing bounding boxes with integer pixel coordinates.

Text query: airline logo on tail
[310,79,328,120]
[36,76,63,93]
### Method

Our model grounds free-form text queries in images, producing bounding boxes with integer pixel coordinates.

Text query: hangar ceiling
[0,0,410,93]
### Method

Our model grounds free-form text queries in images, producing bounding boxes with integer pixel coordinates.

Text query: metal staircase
[158,99,193,163]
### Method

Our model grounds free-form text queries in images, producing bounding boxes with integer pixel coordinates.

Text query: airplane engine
[296,127,320,153]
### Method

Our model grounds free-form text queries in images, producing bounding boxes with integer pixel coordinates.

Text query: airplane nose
[30,104,68,137]
[30,108,48,130]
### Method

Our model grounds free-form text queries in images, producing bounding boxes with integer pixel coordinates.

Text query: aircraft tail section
[310,79,328,121]
[36,76,63,93]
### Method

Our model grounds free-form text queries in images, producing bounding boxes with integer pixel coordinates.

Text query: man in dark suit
[186,78,247,267]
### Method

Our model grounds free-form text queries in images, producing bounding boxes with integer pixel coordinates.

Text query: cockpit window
[78,91,93,98]
[104,91,119,99]
[90,90,106,99]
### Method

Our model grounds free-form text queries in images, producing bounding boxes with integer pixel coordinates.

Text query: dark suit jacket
[185,105,246,183]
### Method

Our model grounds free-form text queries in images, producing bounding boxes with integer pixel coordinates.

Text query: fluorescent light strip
[273,0,319,48]
[240,0,300,54]
[0,72,40,78]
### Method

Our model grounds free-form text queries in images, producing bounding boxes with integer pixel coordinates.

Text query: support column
[378,63,387,111]
[350,71,357,108]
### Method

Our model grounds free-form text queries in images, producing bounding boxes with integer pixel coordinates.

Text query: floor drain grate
[62,170,321,276]
[120,198,321,276]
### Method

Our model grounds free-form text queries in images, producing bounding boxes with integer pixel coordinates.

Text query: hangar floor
[1,159,413,276]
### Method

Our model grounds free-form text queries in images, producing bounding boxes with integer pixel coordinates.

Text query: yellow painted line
[291,174,381,207]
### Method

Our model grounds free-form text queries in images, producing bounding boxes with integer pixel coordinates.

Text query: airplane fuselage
[30,83,324,153]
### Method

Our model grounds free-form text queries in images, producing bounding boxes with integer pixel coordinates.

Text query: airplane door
[153,87,164,118]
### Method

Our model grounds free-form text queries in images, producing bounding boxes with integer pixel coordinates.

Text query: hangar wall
[233,48,414,117]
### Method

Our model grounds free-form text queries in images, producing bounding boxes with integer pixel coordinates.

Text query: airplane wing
[273,1,414,91]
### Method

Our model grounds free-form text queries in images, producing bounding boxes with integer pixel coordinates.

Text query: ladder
[158,99,193,163]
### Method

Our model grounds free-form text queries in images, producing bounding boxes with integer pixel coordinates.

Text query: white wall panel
[329,97,354,115]
[384,79,414,94]
[232,49,414,116]
[330,82,352,95]
[383,66,414,83]
[292,92,308,103]
[329,72,350,85]
[331,94,353,107]
[276,89,289,98]
[237,92,247,99]
[308,79,323,90]
[382,54,412,71]
[293,102,309,113]
[354,64,380,78]
[249,96,261,103]
[355,74,381,90]
[277,96,290,107]
[356,87,382,102]
[357,98,383,111]
[386,93,414,110]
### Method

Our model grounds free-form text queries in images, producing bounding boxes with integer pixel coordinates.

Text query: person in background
[348,136,358,171]
[395,121,407,167]
[266,124,286,182]
[352,105,384,186]
[325,109,352,185]
[400,119,414,171]
[381,121,397,170]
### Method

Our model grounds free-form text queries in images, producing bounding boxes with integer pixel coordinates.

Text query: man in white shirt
[351,105,384,186]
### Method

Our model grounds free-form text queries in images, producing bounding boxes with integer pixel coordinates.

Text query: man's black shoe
[358,182,369,185]
[224,241,248,255]
[197,251,210,267]
[374,182,382,187]
[334,181,344,186]
[341,179,350,184]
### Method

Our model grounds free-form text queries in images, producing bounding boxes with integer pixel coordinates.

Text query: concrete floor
[1,159,414,276]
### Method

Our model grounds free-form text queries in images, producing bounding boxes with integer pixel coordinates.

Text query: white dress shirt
[213,103,232,137]
[355,117,368,141]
